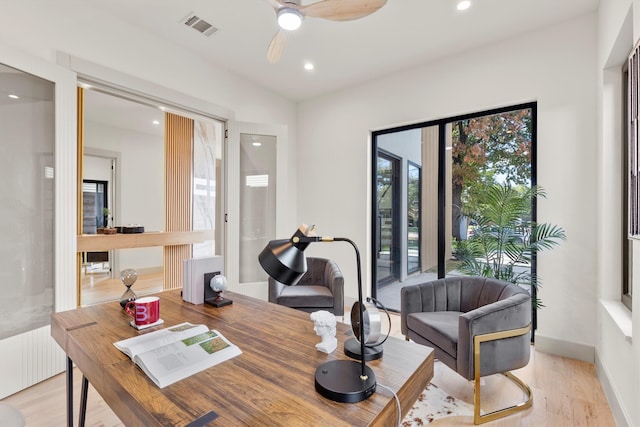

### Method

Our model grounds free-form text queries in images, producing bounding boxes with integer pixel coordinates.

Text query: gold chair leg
[473,370,533,424]
[473,325,533,425]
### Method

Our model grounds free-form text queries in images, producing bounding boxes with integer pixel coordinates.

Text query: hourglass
[119,268,138,308]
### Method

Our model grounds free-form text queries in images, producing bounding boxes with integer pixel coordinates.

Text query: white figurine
[310,310,337,354]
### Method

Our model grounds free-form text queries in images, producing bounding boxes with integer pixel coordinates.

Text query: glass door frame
[226,121,290,299]
[376,149,402,287]
[407,160,422,275]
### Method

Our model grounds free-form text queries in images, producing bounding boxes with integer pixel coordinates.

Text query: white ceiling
[1,0,600,135]
[85,0,599,102]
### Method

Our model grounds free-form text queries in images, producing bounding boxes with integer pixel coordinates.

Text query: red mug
[125,296,160,326]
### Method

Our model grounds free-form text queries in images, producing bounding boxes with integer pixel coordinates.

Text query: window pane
[239,134,276,283]
[448,109,533,294]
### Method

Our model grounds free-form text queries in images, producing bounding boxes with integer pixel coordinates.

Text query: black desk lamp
[258,225,376,403]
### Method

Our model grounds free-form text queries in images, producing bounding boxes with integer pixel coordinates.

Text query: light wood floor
[2,311,616,426]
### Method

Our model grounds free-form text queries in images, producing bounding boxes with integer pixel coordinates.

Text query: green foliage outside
[456,184,566,309]
[451,110,533,240]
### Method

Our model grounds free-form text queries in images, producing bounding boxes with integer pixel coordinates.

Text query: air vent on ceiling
[182,13,218,37]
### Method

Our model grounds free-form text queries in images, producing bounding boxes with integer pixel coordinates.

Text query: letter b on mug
[125,296,160,326]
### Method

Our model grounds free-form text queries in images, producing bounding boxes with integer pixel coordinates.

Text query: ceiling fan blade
[267,30,288,64]
[263,0,284,10]
[300,0,387,21]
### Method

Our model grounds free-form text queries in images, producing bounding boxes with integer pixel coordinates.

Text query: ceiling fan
[264,0,388,64]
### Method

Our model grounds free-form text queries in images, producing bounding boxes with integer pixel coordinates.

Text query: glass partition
[0,63,55,339]
[239,133,276,283]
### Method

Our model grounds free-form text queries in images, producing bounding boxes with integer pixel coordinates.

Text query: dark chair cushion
[406,311,462,360]
[276,285,334,308]
[268,257,344,315]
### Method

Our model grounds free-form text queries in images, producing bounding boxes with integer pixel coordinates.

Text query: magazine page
[134,329,242,388]
[114,323,208,359]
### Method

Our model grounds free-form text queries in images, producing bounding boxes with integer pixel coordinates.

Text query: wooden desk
[51,291,433,426]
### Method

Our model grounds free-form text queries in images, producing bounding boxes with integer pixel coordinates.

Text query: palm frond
[460,183,565,309]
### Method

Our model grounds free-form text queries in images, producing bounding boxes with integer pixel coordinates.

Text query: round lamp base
[314,360,377,403]
[344,338,383,361]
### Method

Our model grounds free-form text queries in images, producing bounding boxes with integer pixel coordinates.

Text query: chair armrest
[457,293,531,379]
[268,277,285,303]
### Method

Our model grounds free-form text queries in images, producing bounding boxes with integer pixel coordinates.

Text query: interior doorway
[82,179,110,275]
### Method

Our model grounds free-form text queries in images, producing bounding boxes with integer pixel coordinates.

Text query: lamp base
[344,338,383,361]
[314,360,376,403]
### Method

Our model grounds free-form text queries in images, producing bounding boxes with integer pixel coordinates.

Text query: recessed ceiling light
[304,62,315,71]
[8,94,19,99]
[152,120,160,125]
[457,0,471,11]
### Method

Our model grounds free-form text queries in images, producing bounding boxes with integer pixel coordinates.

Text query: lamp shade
[258,227,311,286]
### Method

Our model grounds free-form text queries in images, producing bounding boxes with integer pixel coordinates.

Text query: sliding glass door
[372,104,535,314]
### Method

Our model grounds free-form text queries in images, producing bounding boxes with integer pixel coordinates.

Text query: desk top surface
[51,290,433,427]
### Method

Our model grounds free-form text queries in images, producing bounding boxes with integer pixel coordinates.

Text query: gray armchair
[268,257,344,316]
[401,276,532,424]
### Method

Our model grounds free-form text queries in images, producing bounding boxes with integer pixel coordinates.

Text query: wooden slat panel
[164,246,192,290]
[164,113,194,290]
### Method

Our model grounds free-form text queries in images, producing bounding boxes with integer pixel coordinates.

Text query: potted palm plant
[457,183,566,309]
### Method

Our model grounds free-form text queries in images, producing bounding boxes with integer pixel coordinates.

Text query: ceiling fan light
[278,8,303,31]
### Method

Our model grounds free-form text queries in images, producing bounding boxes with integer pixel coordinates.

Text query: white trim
[596,351,632,427]
[56,52,235,124]
[600,299,633,343]
[534,335,595,363]
[0,42,77,397]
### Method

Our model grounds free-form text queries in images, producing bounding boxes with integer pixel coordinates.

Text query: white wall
[298,11,599,355]
[597,1,639,425]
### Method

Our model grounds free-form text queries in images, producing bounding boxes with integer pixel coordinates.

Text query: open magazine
[114,322,242,388]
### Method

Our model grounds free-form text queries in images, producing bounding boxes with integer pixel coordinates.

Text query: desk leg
[79,376,88,427]
[66,356,73,427]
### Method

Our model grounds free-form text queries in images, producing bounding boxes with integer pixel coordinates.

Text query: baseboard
[534,334,594,363]
[595,351,632,427]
